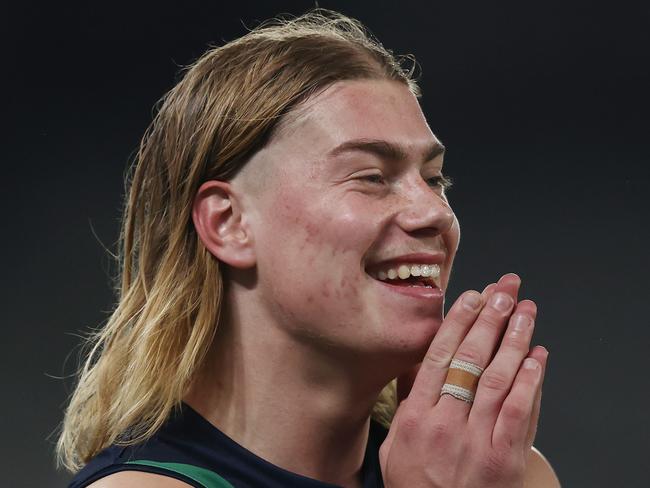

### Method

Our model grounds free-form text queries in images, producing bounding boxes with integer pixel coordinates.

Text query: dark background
[4,1,649,486]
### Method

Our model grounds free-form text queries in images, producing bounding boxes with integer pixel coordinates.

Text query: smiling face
[234,79,460,363]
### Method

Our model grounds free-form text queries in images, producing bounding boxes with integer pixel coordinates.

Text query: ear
[192,180,256,269]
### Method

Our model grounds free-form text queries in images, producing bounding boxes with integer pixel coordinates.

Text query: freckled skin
[233,79,460,365]
[322,283,331,298]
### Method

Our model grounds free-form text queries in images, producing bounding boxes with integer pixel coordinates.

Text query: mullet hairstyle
[57,8,421,472]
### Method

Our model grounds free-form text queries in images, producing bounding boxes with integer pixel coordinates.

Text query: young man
[60,10,558,488]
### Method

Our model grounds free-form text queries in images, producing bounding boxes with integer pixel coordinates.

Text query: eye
[357,173,386,184]
[425,174,453,191]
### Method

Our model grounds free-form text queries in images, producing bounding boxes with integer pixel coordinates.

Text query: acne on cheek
[337,276,360,299]
[271,190,377,305]
[273,197,323,256]
[276,195,359,256]
[280,278,361,327]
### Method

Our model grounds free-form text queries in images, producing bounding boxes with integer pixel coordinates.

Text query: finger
[481,283,497,301]
[495,273,521,305]
[525,346,549,449]
[468,300,537,433]
[435,275,520,413]
[407,289,485,409]
[397,280,503,403]
[482,273,519,303]
[492,355,543,451]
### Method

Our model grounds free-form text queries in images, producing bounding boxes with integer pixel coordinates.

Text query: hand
[379,274,548,487]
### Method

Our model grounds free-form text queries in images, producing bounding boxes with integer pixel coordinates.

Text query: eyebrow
[327,138,445,163]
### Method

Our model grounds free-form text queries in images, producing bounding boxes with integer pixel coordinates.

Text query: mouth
[364,254,445,295]
[368,264,440,288]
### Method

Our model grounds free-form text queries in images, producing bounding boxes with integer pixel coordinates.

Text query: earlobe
[192,180,256,268]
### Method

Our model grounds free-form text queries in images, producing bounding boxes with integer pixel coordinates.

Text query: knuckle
[501,399,529,422]
[453,345,483,366]
[423,342,454,368]
[426,420,452,443]
[480,369,510,392]
[397,409,421,436]
[479,451,520,483]
[500,333,527,350]
[475,314,506,334]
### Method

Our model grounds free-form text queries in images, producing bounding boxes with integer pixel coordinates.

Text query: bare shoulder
[86,470,193,487]
[524,446,561,488]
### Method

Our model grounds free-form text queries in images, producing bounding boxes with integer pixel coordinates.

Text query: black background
[3,1,649,486]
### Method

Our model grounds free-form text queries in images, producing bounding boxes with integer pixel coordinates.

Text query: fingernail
[491,292,513,312]
[462,291,482,311]
[512,314,531,332]
[523,358,540,371]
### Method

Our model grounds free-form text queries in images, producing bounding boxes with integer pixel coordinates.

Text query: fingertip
[481,283,497,297]
[529,345,549,366]
[516,299,538,316]
[495,273,522,301]
[499,272,521,284]
[531,345,548,357]
[461,290,483,311]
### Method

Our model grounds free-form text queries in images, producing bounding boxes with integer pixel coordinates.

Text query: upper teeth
[375,264,441,281]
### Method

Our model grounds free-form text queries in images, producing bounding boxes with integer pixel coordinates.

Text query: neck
[184,297,391,487]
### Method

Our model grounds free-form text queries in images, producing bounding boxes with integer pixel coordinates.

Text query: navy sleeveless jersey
[69,403,387,487]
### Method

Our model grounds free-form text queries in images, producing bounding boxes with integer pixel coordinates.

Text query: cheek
[269,188,376,261]
[255,188,376,320]
[446,215,461,258]
[441,215,461,287]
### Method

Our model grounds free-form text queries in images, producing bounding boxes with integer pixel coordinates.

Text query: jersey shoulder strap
[125,459,234,488]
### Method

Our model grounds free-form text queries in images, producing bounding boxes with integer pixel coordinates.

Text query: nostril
[395,200,455,235]
[408,227,443,239]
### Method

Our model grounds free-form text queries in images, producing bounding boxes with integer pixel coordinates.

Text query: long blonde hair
[57,9,420,472]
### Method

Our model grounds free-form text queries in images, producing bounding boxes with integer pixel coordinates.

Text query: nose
[394,177,455,236]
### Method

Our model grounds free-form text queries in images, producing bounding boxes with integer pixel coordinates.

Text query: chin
[375,315,442,359]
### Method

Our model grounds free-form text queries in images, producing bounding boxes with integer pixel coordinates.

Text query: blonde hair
[57,9,419,472]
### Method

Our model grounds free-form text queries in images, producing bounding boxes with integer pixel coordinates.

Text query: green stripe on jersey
[126,460,235,488]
